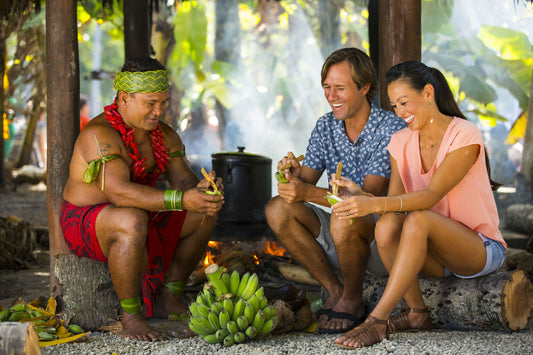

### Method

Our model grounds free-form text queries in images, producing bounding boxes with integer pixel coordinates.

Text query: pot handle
[225,162,250,184]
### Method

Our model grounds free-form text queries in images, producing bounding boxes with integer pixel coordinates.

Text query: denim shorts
[444,233,506,279]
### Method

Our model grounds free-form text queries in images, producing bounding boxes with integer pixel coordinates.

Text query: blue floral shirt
[303,104,407,187]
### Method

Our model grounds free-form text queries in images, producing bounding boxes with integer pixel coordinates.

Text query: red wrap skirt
[60,199,187,317]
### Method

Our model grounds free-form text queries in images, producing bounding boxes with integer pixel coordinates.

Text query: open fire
[188,239,305,288]
[201,240,289,268]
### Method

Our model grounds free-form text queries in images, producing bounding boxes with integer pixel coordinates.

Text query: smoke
[219,2,330,193]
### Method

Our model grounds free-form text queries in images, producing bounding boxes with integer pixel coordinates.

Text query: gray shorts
[307,203,388,277]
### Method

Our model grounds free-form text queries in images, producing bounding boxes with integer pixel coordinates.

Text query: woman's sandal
[334,316,389,349]
[388,307,432,333]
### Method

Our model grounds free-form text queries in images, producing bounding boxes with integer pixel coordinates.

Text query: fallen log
[0,322,41,355]
[276,262,532,331]
[55,254,120,331]
[505,204,533,234]
[361,270,532,331]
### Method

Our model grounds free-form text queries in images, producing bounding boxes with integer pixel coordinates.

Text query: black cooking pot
[211,147,272,224]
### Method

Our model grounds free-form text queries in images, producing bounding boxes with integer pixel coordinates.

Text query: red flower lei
[104,101,169,186]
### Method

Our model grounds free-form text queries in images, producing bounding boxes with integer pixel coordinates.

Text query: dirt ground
[0,182,50,309]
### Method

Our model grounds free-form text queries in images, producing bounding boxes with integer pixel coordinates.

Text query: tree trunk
[55,254,120,331]
[0,322,41,355]
[0,37,5,190]
[124,0,151,60]
[378,0,421,111]
[521,71,533,188]
[318,0,341,59]
[13,107,38,169]
[45,0,79,300]
[361,270,532,331]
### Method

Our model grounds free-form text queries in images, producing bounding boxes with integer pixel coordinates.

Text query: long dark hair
[386,61,501,190]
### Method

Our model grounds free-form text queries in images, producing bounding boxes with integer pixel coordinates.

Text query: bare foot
[121,312,163,341]
[320,297,365,332]
[153,288,189,319]
[317,295,340,328]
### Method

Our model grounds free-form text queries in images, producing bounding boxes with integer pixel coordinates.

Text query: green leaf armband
[120,297,142,315]
[164,189,183,210]
[164,280,185,296]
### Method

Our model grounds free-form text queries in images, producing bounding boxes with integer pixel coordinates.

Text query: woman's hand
[330,175,373,199]
[332,195,375,219]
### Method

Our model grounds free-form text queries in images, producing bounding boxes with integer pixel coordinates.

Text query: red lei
[104,102,169,186]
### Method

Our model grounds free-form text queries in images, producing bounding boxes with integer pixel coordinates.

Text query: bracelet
[384,197,387,213]
[398,196,403,211]
[164,189,183,211]
[120,296,142,314]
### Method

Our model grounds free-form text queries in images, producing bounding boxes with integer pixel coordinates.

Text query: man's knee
[105,208,149,245]
[330,215,374,245]
[265,196,292,228]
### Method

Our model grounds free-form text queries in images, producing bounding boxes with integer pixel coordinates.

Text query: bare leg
[336,210,487,348]
[373,213,428,328]
[320,213,375,331]
[154,212,214,317]
[95,206,163,341]
[265,197,343,320]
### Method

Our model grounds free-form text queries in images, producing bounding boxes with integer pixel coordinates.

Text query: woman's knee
[375,215,395,245]
[402,210,430,236]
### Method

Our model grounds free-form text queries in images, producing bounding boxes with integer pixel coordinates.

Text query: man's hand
[277,175,309,204]
[277,151,303,181]
[182,188,224,215]
[198,169,224,195]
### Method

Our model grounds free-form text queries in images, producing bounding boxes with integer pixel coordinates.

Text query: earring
[430,118,434,124]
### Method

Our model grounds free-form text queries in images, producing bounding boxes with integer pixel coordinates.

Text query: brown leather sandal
[335,316,389,349]
[388,307,432,332]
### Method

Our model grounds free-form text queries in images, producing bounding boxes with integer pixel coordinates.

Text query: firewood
[271,261,321,286]
[0,322,41,355]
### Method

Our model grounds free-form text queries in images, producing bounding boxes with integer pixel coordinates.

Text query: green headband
[113,70,170,93]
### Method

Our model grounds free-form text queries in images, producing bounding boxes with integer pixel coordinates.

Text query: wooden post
[55,254,120,330]
[45,0,79,298]
[378,0,421,111]
[124,0,151,60]
[0,322,41,355]
[520,74,533,188]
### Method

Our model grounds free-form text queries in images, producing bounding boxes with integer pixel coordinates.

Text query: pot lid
[211,146,272,162]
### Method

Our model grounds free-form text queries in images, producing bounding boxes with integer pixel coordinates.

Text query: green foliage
[422,2,532,125]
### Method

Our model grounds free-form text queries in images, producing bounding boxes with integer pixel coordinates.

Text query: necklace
[104,101,169,186]
[430,141,439,148]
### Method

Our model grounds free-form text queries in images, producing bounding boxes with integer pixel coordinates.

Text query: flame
[203,251,215,266]
[263,241,286,257]
[208,241,220,248]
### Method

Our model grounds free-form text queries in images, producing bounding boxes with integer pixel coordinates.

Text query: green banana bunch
[188,264,278,346]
